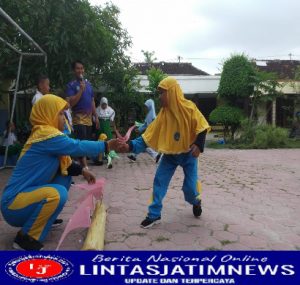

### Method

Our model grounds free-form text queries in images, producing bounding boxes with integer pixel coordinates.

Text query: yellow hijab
[142,77,211,154]
[20,94,72,175]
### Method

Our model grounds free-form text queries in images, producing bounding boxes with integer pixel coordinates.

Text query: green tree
[218,54,255,105]
[145,67,167,114]
[0,0,131,90]
[146,67,167,95]
[102,59,142,128]
[209,105,245,140]
[250,70,283,120]
[141,50,157,64]
[290,65,300,118]
[92,2,143,127]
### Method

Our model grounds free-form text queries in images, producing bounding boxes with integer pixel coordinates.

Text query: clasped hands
[107,139,130,153]
[107,139,201,158]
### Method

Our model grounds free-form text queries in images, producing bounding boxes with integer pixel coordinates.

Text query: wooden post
[82,201,106,250]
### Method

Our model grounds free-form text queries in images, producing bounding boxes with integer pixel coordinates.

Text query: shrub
[238,121,288,148]
[209,106,244,140]
[252,126,288,148]
[238,119,257,144]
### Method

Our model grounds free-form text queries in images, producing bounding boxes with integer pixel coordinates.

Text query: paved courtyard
[0,149,299,250]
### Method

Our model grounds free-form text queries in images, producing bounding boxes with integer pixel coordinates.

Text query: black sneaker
[140,216,161,229]
[13,231,44,251]
[107,163,113,169]
[52,219,63,227]
[128,155,136,162]
[193,200,202,217]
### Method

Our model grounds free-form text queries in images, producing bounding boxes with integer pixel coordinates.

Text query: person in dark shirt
[66,60,99,169]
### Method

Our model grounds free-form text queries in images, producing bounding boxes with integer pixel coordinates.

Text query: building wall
[138,75,220,96]
[279,81,300,94]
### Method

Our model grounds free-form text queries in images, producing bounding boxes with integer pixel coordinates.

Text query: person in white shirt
[32,75,50,105]
[2,121,17,147]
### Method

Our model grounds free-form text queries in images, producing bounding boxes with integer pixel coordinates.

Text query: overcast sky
[89,0,300,75]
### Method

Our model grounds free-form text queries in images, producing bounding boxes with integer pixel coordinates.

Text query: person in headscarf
[122,77,210,228]
[127,99,159,162]
[1,95,122,250]
[96,97,116,140]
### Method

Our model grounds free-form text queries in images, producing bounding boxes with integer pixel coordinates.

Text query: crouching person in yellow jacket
[1,95,122,250]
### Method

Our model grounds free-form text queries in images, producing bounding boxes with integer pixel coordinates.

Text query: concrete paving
[0,149,299,250]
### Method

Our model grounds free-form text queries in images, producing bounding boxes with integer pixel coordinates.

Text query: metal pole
[3,54,23,168]
[0,36,21,54]
[0,7,47,170]
[21,52,45,56]
[0,8,46,56]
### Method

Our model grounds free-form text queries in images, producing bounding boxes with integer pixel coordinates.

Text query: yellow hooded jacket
[20,94,72,175]
[142,77,210,154]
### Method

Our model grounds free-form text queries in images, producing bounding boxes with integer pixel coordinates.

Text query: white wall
[138,75,220,95]
[138,75,300,97]
[279,81,300,94]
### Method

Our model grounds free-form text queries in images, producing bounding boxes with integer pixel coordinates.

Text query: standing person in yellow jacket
[122,77,210,228]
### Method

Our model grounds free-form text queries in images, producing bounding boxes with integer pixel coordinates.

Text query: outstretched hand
[190,144,200,158]
[107,139,130,153]
[82,168,96,184]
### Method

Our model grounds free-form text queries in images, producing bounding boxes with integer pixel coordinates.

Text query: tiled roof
[255,60,300,80]
[134,62,210,76]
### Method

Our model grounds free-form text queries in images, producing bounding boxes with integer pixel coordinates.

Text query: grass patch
[186,224,201,228]
[126,232,147,237]
[134,187,151,191]
[155,236,170,242]
[205,247,220,251]
[286,139,300,148]
[206,142,230,149]
[245,139,300,149]
[104,240,119,245]
[207,139,300,149]
[220,240,235,246]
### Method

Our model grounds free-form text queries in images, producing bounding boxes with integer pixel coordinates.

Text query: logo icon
[174,132,180,141]
[5,255,73,283]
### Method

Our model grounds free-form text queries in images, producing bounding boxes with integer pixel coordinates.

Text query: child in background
[94,133,117,169]
[127,99,159,162]
[1,121,21,165]
[94,133,107,166]
[32,75,50,105]
[2,121,18,147]
[96,97,115,140]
